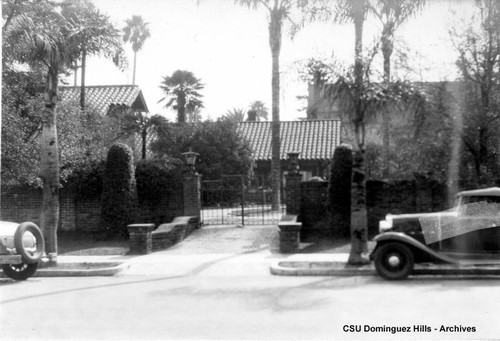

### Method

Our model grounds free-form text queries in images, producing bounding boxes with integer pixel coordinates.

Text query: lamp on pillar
[287,151,300,175]
[182,148,199,174]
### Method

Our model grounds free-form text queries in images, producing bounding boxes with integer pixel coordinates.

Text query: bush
[100,143,137,238]
[328,144,353,239]
[135,157,183,206]
[64,160,105,199]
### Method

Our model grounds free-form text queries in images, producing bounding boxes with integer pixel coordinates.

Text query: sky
[76,0,476,122]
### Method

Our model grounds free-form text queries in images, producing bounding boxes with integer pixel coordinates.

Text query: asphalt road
[2,248,500,340]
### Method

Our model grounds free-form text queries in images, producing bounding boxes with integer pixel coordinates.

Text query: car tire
[14,222,45,264]
[374,242,414,280]
[2,262,39,281]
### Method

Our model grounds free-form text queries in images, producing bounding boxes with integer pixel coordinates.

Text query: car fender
[373,232,459,264]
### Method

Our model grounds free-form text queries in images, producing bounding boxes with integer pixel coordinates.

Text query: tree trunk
[80,47,87,111]
[348,0,369,265]
[269,6,282,211]
[178,93,186,124]
[40,66,60,265]
[142,128,147,160]
[132,51,137,85]
[382,28,393,178]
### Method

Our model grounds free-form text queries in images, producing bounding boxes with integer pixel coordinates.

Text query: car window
[460,196,500,216]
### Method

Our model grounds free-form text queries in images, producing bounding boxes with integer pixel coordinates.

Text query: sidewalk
[5,224,500,279]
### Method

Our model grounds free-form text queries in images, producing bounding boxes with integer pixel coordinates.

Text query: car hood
[0,221,20,236]
[389,210,458,222]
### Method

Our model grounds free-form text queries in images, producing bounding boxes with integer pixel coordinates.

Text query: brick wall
[1,184,184,232]
[1,187,43,226]
[366,179,447,238]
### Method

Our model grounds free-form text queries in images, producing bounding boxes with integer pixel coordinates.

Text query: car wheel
[374,242,414,280]
[2,262,39,281]
[14,222,45,264]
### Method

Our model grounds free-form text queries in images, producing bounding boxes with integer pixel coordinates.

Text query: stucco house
[237,119,341,187]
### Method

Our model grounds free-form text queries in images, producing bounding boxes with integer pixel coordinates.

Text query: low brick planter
[278,215,302,253]
[152,216,200,251]
[127,223,156,255]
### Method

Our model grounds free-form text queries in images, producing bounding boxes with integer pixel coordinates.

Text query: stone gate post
[285,152,302,215]
[183,173,202,217]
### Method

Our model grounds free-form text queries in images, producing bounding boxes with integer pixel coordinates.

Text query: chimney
[247,110,258,122]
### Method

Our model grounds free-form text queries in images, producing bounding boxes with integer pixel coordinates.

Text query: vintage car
[371,187,500,280]
[0,221,45,280]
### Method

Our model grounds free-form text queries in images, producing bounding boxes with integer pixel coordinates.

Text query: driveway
[163,224,280,255]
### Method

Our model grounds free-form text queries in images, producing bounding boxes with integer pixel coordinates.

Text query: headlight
[379,214,393,233]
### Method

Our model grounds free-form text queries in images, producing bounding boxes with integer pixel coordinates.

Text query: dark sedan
[371,187,500,280]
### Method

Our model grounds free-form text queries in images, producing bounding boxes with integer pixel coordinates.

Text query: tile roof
[237,120,341,161]
[59,85,149,115]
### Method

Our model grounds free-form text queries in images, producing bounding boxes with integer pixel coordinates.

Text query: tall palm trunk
[177,93,186,124]
[269,6,282,210]
[40,66,60,264]
[141,128,147,160]
[132,50,137,85]
[80,47,87,111]
[381,25,394,178]
[348,0,369,265]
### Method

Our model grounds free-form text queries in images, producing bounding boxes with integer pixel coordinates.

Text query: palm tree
[123,15,150,85]
[237,0,293,210]
[61,0,126,111]
[368,0,427,177]
[224,108,247,122]
[158,70,204,124]
[117,112,168,159]
[309,0,369,264]
[249,100,269,120]
[4,3,83,263]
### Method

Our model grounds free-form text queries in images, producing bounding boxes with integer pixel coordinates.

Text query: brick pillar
[286,151,302,216]
[127,223,155,255]
[285,174,302,215]
[278,220,302,253]
[183,173,202,217]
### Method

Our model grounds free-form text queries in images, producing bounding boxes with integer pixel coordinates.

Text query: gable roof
[237,120,341,162]
[59,85,149,115]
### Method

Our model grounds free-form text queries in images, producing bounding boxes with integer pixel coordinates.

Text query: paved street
[2,225,500,340]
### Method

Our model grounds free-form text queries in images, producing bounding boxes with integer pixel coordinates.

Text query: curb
[271,260,500,277]
[270,260,376,276]
[33,261,130,277]
[1,262,129,279]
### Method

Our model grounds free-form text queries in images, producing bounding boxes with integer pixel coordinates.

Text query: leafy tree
[158,70,204,123]
[450,0,500,186]
[61,0,126,110]
[187,107,203,123]
[249,100,269,120]
[223,108,247,122]
[368,0,427,177]
[151,118,253,180]
[2,75,112,187]
[123,15,150,85]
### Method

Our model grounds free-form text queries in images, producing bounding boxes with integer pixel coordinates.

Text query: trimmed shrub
[328,144,353,239]
[135,157,183,206]
[64,160,105,199]
[101,143,137,238]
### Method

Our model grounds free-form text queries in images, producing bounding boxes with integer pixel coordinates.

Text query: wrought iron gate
[201,175,285,226]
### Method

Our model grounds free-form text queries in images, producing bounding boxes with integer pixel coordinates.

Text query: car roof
[458,187,500,197]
